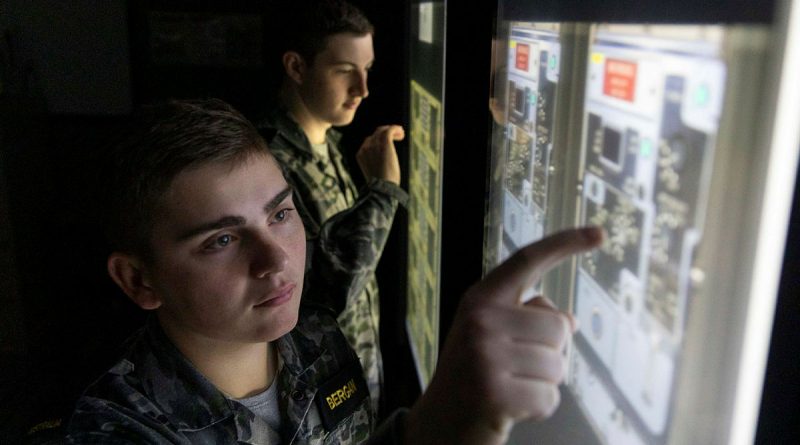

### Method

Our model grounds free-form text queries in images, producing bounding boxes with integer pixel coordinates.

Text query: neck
[279,83,330,145]
[159,321,278,399]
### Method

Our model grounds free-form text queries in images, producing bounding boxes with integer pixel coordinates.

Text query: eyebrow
[176,186,293,241]
[264,187,293,213]
[331,59,374,68]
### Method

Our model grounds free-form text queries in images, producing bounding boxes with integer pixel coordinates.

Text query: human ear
[107,252,162,310]
[283,51,307,85]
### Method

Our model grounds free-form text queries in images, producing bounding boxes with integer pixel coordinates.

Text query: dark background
[0,0,797,443]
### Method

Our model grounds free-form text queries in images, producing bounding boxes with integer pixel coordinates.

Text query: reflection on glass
[485,22,730,445]
[572,26,725,444]
[496,25,562,274]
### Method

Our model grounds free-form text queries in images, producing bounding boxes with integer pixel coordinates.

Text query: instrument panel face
[571,29,726,444]
[487,23,729,445]
[499,27,561,272]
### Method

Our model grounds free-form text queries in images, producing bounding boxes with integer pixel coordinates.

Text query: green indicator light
[694,84,710,106]
[549,54,557,70]
[641,139,653,157]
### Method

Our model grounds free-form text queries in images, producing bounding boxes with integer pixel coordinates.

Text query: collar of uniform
[274,303,360,404]
[137,317,237,432]
[274,304,360,444]
[261,106,344,160]
[142,312,329,443]
[275,305,330,378]
[135,307,348,437]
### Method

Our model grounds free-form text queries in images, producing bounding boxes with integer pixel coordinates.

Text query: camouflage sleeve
[66,400,174,445]
[305,178,408,314]
[66,366,191,445]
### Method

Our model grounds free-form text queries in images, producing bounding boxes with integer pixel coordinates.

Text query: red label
[515,43,530,71]
[603,59,637,102]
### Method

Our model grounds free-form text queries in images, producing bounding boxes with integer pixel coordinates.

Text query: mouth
[343,101,359,110]
[254,283,296,308]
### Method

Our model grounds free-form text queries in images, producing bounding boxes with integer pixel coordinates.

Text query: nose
[250,233,288,278]
[351,70,369,99]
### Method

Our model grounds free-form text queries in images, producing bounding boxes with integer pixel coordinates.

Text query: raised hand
[404,227,603,445]
[356,125,404,185]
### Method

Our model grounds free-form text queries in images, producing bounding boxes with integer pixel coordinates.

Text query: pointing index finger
[479,227,603,306]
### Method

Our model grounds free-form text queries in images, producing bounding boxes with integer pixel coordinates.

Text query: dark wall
[755,160,800,444]
[0,109,147,443]
[437,0,496,347]
[1,2,139,441]
[0,0,132,115]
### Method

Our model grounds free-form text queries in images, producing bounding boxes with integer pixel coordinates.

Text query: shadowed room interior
[1,1,798,444]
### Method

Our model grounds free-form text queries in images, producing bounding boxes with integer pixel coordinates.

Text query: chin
[255,315,299,342]
[331,113,357,127]
[275,309,300,336]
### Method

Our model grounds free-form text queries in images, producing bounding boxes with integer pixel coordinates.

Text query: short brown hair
[103,99,269,260]
[270,0,374,65]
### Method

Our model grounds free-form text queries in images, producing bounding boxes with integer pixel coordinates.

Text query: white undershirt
[235,377,282,432]
[310,141,330,163]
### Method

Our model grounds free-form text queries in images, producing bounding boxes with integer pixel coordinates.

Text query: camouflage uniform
[65,177,408,444]
[66,308,409,444]
[258,109,407,414]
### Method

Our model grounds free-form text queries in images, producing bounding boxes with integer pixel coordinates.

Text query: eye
[272,208,295,224]
[203,233,236,251]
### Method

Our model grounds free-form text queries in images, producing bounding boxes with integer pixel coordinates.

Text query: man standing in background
[258,0,406,416]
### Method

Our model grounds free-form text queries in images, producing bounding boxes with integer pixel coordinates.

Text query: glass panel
[571,25,726,444]
[486,23,562,303]
[485,12,787,444]
[407,0,446,389]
